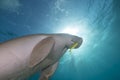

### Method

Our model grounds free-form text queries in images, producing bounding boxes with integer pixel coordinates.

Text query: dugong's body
[0,34,83,80]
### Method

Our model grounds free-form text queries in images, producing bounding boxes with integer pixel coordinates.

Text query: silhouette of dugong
[0,34,83,80]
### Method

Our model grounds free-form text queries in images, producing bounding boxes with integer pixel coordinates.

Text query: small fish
[69,42,78,54]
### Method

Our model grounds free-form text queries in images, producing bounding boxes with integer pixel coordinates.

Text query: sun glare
[56,21,92,50]
[61,27,79,35]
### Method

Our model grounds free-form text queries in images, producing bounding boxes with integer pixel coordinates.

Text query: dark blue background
[0,0,120,80]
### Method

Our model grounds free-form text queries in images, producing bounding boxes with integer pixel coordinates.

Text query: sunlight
[55,20,93,56]
[61,27,79,35]
[59,24,91,45]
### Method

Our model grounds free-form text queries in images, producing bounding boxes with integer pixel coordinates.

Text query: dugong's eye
[71,36,78,42]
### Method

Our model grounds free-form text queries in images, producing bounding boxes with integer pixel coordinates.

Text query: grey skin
[0,34,83,80]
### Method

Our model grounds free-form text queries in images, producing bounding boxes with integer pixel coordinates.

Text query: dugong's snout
[71,36,83,49]
[65,34,83,49]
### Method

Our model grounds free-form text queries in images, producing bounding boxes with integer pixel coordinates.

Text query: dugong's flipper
[29,37,55,68]
[39,62,58,80]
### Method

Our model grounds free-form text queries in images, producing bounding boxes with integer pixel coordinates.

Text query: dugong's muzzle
[70,36,83,49]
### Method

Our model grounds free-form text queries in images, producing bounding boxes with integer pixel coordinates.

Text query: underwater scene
[0,0,120,80]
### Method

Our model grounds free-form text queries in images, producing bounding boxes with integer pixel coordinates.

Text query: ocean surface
[0,0,120,80]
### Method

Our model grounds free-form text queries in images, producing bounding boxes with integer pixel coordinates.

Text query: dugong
[0,34,83,80]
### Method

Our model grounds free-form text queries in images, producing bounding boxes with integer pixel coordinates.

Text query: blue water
[0,0,120,80]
